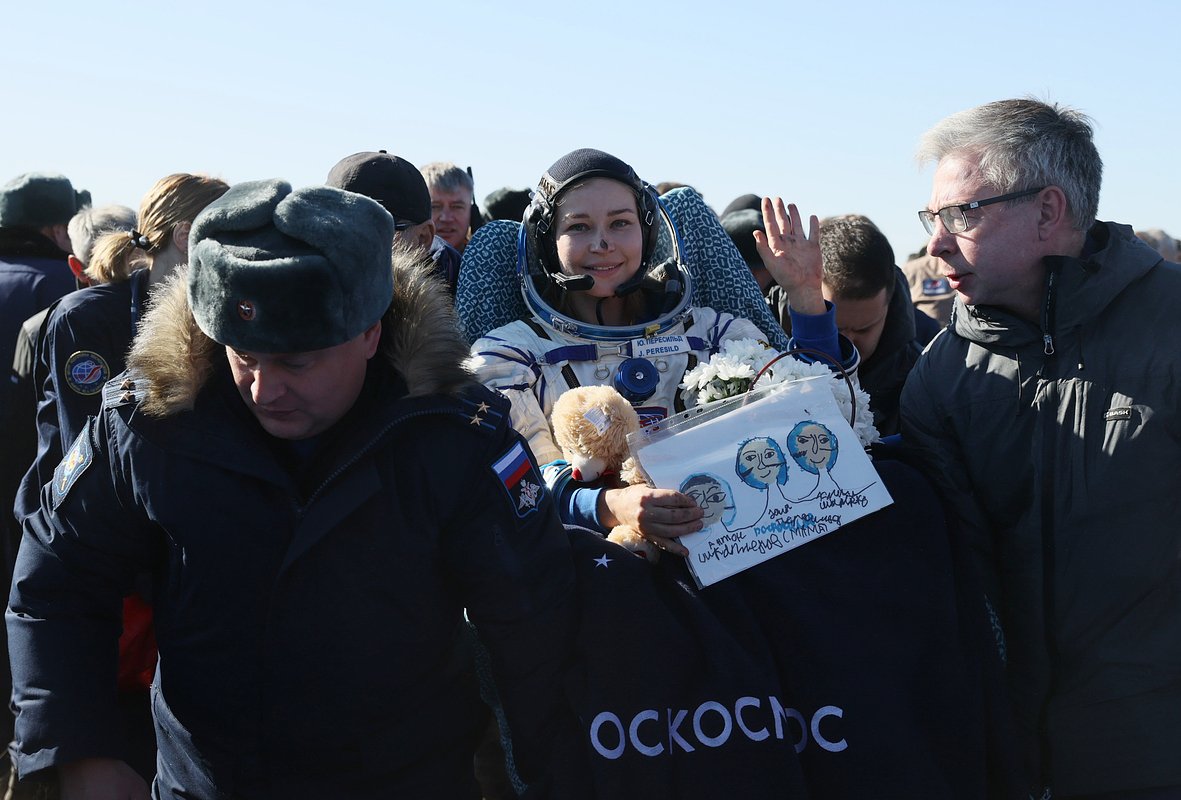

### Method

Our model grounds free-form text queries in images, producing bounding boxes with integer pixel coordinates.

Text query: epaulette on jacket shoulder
[450,386,511,437]
[101,370,152,411]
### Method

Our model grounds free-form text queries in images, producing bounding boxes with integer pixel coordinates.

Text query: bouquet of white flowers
[679,338,880,447]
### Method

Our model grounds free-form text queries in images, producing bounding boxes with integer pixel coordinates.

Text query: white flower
[718,338,768,364]
[680,340,880,447]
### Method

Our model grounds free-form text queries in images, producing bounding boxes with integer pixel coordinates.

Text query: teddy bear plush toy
[550,385,660,560]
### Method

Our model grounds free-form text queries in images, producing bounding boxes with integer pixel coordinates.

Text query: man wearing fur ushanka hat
[7,179,575,799]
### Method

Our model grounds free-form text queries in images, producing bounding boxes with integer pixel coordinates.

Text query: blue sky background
[5,0,1177,261]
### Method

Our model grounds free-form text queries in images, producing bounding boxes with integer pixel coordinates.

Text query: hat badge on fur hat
[0,172,91,229]
[187,178,395,353]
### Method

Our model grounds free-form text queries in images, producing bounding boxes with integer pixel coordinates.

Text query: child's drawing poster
[634,379,892,587]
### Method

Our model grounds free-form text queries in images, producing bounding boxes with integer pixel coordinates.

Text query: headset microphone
[552,273,595,291]
[612,273,643,297]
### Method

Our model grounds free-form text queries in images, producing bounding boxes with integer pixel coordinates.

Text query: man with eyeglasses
[901,99,1181,800]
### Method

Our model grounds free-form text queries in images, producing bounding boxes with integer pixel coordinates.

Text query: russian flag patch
[492,441,544,518]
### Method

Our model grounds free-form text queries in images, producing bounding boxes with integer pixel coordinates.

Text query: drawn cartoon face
[680,473,736,528]
[735,437,788,488]
[787,421,838,475]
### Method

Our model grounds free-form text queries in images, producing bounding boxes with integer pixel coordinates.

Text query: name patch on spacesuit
[492,441,545,518]
[64,350,111,396]
[52,427,95,509]
[632,335,691,359]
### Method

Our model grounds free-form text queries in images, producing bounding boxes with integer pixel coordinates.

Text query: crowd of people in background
[0,97,1179,799]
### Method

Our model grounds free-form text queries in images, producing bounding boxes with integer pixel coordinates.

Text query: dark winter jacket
[8,253,575,799]
[15,270,148,522]
[0,228,74,375]
[430,234,462,297]
[0,230,75,718]
[11,269,159,780]
[2,309,48,566]
[546,448,1022,799]
[900,222,1181,795]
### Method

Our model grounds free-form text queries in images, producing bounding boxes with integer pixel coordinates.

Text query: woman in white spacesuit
[465,148,856,554]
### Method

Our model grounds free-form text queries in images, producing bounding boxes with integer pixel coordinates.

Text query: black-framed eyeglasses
[917,186,1044,236]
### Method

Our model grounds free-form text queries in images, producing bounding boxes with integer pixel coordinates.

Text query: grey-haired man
[902,99,1181,799]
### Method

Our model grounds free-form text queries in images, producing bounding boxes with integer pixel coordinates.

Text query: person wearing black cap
[483,186,531,222]
[721,193,763,218]
[326,150,463,296]
[7,179,574,799]
[467,149,858,555]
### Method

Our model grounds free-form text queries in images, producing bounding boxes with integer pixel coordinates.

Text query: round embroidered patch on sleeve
[64,350,112,396]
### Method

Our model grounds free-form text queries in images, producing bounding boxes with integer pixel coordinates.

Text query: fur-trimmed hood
[128,244,476,417]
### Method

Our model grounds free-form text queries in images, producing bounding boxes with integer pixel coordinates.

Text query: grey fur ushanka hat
[0,172,91,228]
[188,179,394,353]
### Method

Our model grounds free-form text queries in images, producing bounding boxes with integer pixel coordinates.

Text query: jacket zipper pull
[1041,263,1060,358]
